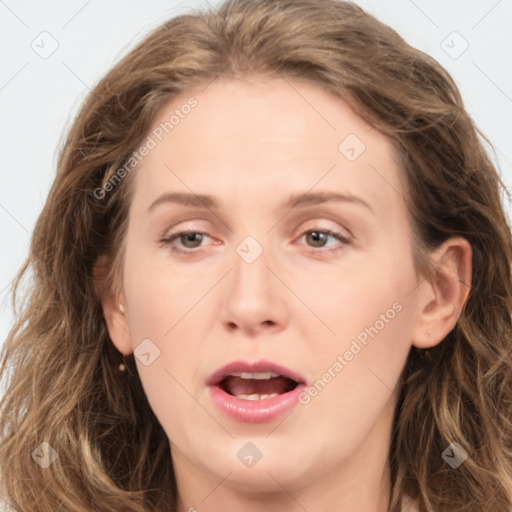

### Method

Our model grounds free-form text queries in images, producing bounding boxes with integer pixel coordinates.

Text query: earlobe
[412,237,472,349]
[93,255,133,356]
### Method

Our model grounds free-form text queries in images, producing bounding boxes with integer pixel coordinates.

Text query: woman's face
[110,77,427,500]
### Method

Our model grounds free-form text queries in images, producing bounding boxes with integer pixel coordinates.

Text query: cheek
[296,245,415,418]
[294,296,412,467]
[120,250,188,392]
[123,240,206,346]
[121,244,226,431]
[306,279,411,406]
[301,249,412,353]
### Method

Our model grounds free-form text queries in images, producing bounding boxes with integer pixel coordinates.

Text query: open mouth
[217,371,300,401]
[207,360,307,423]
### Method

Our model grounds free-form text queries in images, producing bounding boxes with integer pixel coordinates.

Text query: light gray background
[1,0,511,388]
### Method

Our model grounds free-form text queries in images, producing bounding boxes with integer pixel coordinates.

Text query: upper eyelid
[163,223,349,239]
[162,216,353,237]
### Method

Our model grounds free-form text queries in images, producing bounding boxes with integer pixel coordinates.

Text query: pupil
[309,231,325,247]
[184,233,201,247]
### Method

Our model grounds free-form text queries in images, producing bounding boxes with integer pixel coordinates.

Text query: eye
[297,228,351,254]
[159,230,212,254]
[159,227,351,255]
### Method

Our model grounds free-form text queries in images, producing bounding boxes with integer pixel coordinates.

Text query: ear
[411,237,472,349]
[93,254,133,356]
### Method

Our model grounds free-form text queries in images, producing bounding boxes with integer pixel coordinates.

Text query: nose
[219,237,288,337]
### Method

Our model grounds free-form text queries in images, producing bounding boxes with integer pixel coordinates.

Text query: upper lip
[206,359,307,386]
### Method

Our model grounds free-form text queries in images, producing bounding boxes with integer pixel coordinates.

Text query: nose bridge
[219,230,285,332]
[231,233,271,297]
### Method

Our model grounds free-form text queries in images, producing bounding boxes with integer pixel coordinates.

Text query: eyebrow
[147,191,374,215]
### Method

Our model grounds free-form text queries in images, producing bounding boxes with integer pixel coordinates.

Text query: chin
[181,435,311,492]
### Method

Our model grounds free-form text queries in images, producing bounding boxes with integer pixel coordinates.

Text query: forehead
[129,77,406,219]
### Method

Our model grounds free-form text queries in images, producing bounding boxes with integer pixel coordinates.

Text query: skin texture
[98,76,471,512]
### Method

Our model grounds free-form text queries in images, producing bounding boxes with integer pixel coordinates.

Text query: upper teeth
[229,371,280,380]
[235,393,280,400]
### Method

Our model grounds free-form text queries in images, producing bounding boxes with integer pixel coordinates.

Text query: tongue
[222,376,296,396]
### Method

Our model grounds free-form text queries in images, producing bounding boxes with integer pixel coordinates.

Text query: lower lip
[209,384,306,423]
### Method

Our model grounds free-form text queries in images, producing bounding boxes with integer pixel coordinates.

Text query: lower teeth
[235,393,280,400]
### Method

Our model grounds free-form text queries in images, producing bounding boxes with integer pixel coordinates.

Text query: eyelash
[158,228,351,255]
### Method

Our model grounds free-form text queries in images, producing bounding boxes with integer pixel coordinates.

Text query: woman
[1,0,511,510]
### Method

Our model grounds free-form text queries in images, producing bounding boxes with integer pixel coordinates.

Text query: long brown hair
[1,1,511,510]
